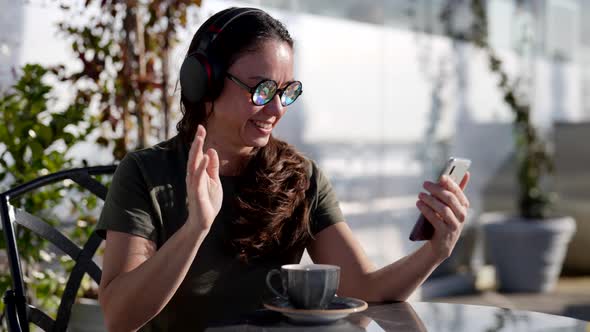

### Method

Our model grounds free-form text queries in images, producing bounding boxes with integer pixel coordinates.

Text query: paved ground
[430,277,590,322]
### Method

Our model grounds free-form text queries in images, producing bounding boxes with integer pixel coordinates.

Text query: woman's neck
[203,138,253,176]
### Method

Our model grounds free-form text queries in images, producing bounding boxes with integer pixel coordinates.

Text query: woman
[96,7,470,332]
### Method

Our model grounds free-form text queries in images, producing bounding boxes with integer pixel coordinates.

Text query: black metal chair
[1,166,116,332]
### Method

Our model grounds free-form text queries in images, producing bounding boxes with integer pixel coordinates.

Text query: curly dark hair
[177,8,311,262]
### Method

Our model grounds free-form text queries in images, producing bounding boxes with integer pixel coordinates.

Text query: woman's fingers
[189,138,203,177]
[459,172,470,191]
[188,125,206,177]
[196,154,209,183]
[424,181,462,208]
[416,200,446,232]
[194,126,205,170]
[418,192,460,229]
[423,181,467,222]
[425,176,470,208]
[206,148,220,182]
[442,176,469,208]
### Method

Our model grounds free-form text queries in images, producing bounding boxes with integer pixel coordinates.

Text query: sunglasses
[226,73,303,107]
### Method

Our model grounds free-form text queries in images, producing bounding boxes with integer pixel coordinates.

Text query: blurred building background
[1,0,590,309]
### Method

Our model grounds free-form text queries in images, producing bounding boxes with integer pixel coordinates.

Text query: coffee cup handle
[266,269,288,300]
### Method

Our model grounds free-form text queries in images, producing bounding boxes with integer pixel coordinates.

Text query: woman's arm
[307,222,442,302]
[99,125,222,331]
[307,173,470,302]
[99,225,208,332]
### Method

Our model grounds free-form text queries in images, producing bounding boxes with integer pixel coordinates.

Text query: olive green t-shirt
[95,135,345,331]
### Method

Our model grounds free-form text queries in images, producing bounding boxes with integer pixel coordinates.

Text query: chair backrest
[1,165,116,332]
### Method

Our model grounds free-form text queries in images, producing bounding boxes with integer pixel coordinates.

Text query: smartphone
[409,157,471,241]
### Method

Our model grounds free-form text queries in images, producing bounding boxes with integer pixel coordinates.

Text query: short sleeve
[95,153,158,242]
[309,161,345,235]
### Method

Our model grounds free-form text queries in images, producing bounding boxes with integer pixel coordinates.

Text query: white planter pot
[67,298,106,332]
[481,212,576,293]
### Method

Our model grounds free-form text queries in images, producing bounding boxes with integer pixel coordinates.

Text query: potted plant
[0,64,105,330]
[467,0,576,293]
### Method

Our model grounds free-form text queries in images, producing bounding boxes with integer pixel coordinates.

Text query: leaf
[30,141,45,161]
[62,132,76,146]
[35,124,54,147]
[0,122,9,140]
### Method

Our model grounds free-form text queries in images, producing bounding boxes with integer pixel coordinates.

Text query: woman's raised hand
[186,125,223,231]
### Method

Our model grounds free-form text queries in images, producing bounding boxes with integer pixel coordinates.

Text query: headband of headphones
[180,7,264,104]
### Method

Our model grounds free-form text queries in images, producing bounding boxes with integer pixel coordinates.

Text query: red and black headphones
[179,7,264,104]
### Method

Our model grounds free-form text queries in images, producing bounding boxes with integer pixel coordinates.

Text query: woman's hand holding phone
[418,172,470,261]
[409,158,471,263]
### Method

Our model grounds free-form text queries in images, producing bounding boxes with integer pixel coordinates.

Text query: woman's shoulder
[300,156,326,180]
[301,157,331,193]
[297,156,337,200]
[125,135,185,165]
[116,135,187,186]
[273,138,317,181]
[303,156,319,179]
[130,135,185,162]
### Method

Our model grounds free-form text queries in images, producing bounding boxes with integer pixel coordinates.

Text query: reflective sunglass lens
[253,80,277,105]
[281,81,302,106]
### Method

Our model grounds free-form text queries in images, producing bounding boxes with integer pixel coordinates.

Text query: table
[205,302,590,331]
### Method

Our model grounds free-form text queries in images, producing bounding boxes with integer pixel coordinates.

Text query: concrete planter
[481,212,576,293]
[68,298,106,332]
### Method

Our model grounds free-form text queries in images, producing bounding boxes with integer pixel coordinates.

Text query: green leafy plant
[441,0,554,219]
[0,64,99,323]
[471,0,554,219]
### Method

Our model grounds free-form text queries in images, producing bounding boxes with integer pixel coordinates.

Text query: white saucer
[263,296,368,324]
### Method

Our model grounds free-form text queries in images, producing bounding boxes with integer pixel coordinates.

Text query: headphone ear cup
[206,56,226,101]
[180,55,209,104]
